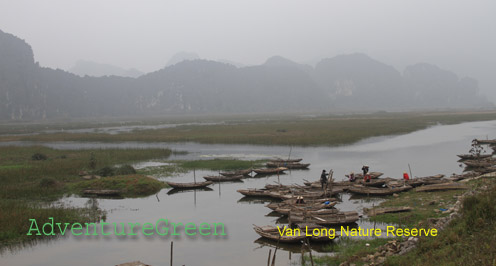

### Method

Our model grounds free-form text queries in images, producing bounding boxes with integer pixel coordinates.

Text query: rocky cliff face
[0,30,44,120]
[0,30,492,121]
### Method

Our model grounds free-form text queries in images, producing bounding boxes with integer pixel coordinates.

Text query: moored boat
[345,172,384,180]
[166,180,213,189]
[203,175,244,182]
[289,211,360,226]
[463,159,496,168]
[253,225,307,243]
[83,189,121,196]
[457,154,492,160]
[415,183,468,192]
[474,139,496,145]
[347,185,412,196]
[237,189,273,197]
[220,169,252,177]
[253,167,288,175]
[269,158,303,163]
[266,162,311,169]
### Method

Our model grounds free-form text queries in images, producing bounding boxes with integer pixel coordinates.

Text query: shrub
[39,177,57,188]
[95,166,114,177]
[31,153,48,160]
[114,165,136,175]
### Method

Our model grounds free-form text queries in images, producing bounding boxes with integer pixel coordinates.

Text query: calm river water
[1,120,495,266]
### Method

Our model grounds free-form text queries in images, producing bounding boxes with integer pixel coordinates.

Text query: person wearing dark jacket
[320,170,328,189]
[362,165,369,176]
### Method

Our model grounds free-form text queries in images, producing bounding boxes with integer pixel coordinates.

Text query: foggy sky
[1,0,495,99]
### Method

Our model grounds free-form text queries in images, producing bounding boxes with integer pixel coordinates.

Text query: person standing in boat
[362,165,369,176]
[320,170,328,189]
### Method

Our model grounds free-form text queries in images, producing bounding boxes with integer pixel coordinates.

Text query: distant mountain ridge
[69,60,143,78]
[0,29,492,120]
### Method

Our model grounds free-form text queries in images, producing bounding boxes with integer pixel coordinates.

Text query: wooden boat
[166,180,213,189]
[237,189,273,197]
[253,167,288,175]
[289,211,360,226]
[347,185,412,196]
[463,159,496,168]
[448,172,477,182]
[303,179,352,188]
[296,223,337,242]
[83,189,121,196]
[253,225,307,243]
[266,198,337,210]
[269,158,303,163]
[203,175,244,182]
[304,177,388,188]
[416,183,468,192]
[264,184,299,190]
[472,166,496,174]
[266,162,311,169]
[474,139,496,145]
[416,174,445,179]
[345,172,383,180]
[254,238,328,253]
[167,187,213,195]
[364,206,412,217]
[274,187,344,200]
[220,169,252,177]
[357,179,387,187]
[275,204,338,216]
[386,176,449,188]
[457,154,492,160]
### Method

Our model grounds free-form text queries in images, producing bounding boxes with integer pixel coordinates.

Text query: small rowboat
[253,225,306,243]
[457,154,492,160]
[83,189,121,196]
[266,162,311,169]
[166,180,213,189]
[347,185,412,196]
[463,159,496,168]
[474,139,496,145]
[269,158,303,163]
[253,167,288,175]
[274,203,338,216]
[296,223,337,242]
[346,172,383,180]
[289,211,360,226]
[220,169,252,177]
[237,189,273,197]
[203,175,244,182]
[415,183,468,192]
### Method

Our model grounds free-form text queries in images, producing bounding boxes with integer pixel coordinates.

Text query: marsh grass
[71,174,167,197]
[0,146,171,244]
[0,200,105,245]
[307,237,394,265]
[2,111,496,146]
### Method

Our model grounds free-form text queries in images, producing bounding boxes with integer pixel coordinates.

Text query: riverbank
[308,174,496,265]
[1,111,496,146]
[0,146,172,245]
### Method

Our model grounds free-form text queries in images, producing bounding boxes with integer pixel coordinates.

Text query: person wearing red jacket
[403,172,410,181]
